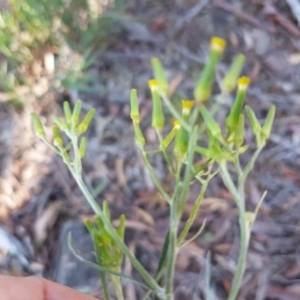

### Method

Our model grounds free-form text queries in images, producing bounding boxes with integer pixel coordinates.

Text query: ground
[1,1,300,299]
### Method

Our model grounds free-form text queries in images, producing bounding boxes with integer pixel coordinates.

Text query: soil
[1,1,300,299]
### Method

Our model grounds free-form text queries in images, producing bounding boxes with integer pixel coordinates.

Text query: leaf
[67,232,150,290]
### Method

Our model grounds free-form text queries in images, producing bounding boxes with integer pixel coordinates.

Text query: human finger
[0,275,97,300]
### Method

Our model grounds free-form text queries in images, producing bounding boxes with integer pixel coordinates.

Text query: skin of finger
[0,275,97,300]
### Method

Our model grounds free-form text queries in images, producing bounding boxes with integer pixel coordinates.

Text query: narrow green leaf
[102,201,111,223]
[117,214,126,240]
[68,233,150,289]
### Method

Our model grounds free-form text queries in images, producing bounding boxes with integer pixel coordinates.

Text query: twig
[174,0,209,34]
[213,0,276,34]
[263,1,300,38]
[286,0,300,27]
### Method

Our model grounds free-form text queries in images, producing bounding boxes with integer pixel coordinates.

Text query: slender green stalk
[156,129,175,174]
[160,93,190,132]
[142,150,171,203]
[178,177,210,245]
[110,274,124,300]
[220,162,248,300]
[164,203,178,299]
[228,183,248,300]
[242,148,262,179]
[177,128,198,215]
[74,175,165,297]
[66,138,165,298]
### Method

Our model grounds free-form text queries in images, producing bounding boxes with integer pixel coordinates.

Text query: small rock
[50,221,99,294]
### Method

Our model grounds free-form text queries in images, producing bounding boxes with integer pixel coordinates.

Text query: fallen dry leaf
[33,201,62,244]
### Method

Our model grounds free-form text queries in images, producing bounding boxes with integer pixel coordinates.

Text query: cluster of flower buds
[85,201,125,271]
[32,100,95,160]
[129,36,276,163]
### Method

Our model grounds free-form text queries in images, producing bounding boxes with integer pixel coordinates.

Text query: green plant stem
[156,129,175,174]
[242,148,262,179]
[142,150,171,203]
[164,163,183,300]
[72,136,82,173]
[160,93,190,131]
[110,274,124,300]
[220,162,247,300]
[228,184,248,300]
[73,174,166,297]
[165,203,177,300]
[177,177,210,245]
[177,127,198,215]
[66,138,165,299]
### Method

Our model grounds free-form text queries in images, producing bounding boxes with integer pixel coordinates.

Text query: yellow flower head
[182,100,194,116]
[211,37,226,53]
[238,76,251,91]
[173,119,180,130]
[148,79,159,91]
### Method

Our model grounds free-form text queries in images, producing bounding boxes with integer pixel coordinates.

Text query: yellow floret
[238,76,251,91]
[182,100,194,116]
[173,120,180,129]
[211,37,226,52]
[148,79,158,90]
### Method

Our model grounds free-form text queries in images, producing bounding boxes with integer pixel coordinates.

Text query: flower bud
[130,89,140,124]
[78,108,96,134]
[51,115,68,131]
[79,137,87,159]
[149,79,164,130]
[162,120,180,149]
[151,57,168,94]
[226,76,250,132]
[194,37,226,101]
[234,114,245,147]
[261,105,276,142]
[199,105,222,140]
[181,100,194,118]
[52,125,64,148]
[133,124,145,147]
[174,124,189,160]
[63,101,72,124]
[222,54,245,92]
[245,105,261,136]
[31,113,45,139]
[71,100,82,126]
